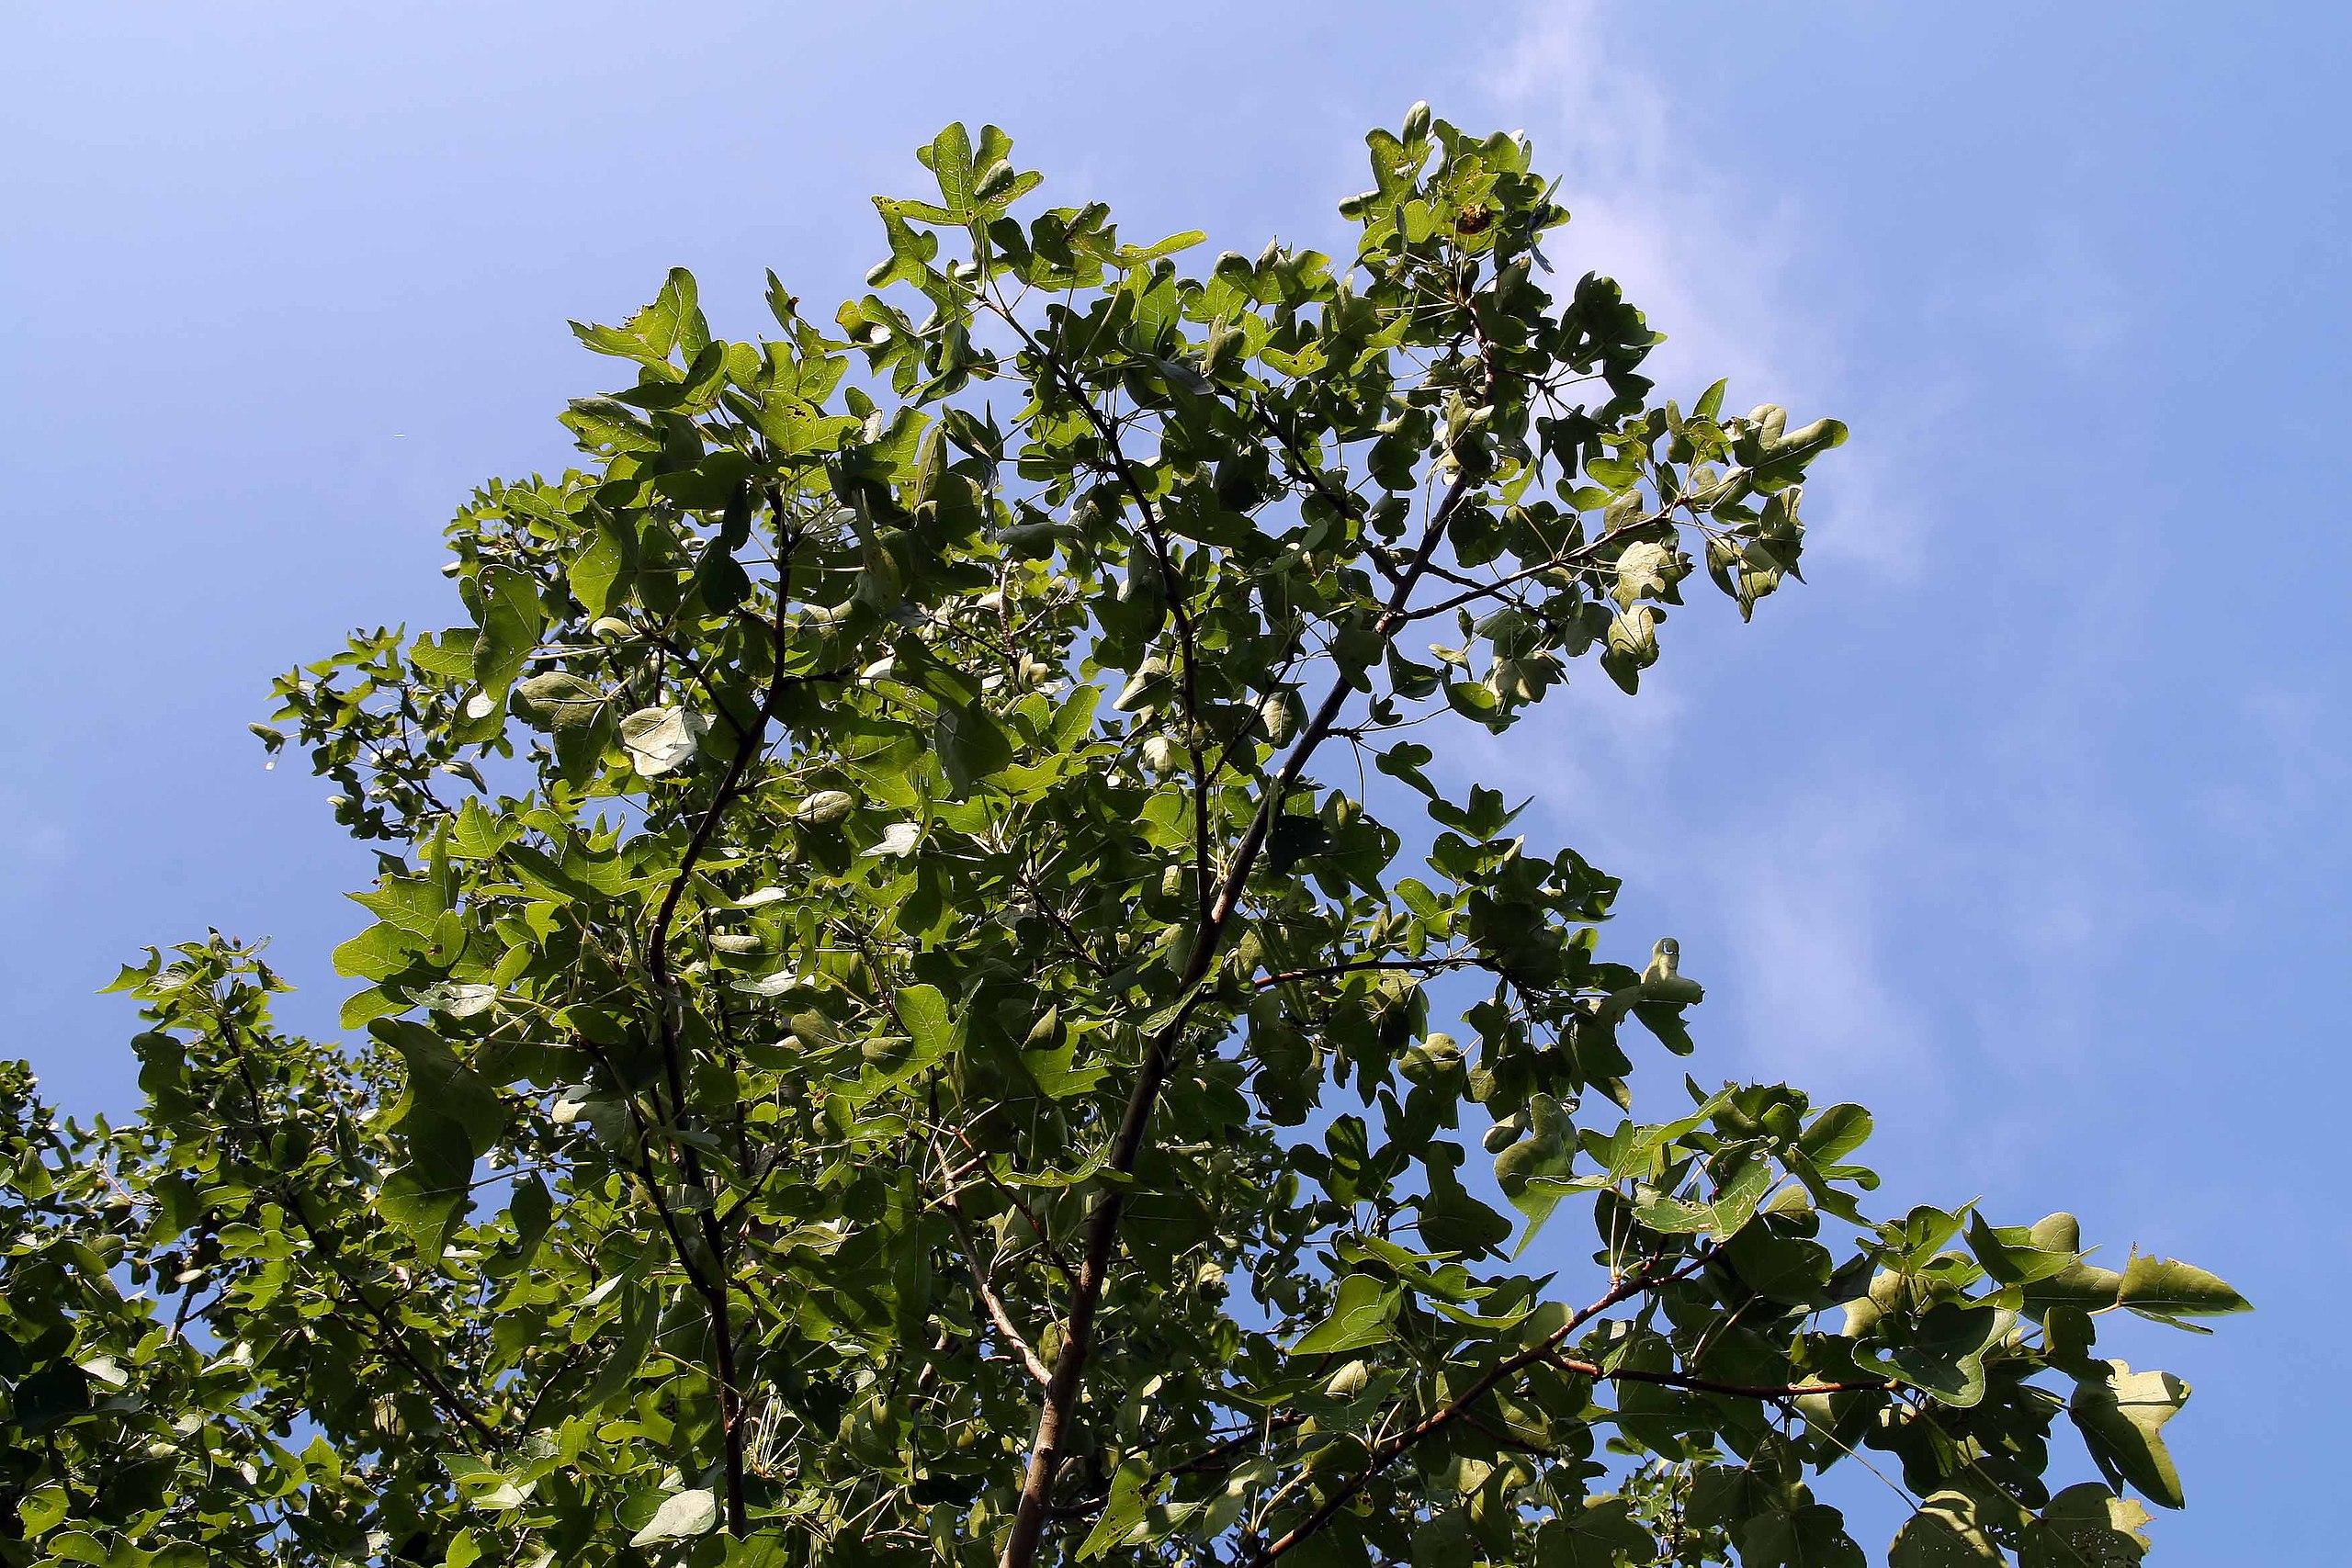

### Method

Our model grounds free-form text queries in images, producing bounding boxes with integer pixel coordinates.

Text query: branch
[639,626,757,741]
[221,1030,493,1444]
[1394,512,1674,626]
[945,1117,1074,1284]
[1243,1257,1690,1566]
[514,1338,591,1431]
[1168,1411,1307,1477]
[1000,458,1487,1568]
[167,1217,219,1339]
[283,1185,494,1443]
[1250,404,1370,537]
[1251,954,1481,990]
[941,1185,1053,1387]
[987,299,1216,926]
[1547,1356,1898,1403]
[637,510,837,1539]
[1460,1406,1555,1459]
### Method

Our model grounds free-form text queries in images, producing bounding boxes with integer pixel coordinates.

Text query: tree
[1,109,2240,1568]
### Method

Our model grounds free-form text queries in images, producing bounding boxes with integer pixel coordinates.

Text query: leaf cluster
[7,108,2237,1568]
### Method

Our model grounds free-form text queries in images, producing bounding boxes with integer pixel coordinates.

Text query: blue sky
[4,3,2343,1556]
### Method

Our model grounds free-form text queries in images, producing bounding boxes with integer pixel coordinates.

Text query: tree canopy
[1,109,2242,1567]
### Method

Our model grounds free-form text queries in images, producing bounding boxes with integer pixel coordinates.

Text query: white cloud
[1440,5,2211,1160]
[1962,216,2129,375]
[1486,4,1781,389]
[1461,3,1939,1091]
[0,784,72,896]
[2207,683,2348,856]
[1443,672,1689,863]
[1701,788,1936,1093]
[1477,0,1931,582]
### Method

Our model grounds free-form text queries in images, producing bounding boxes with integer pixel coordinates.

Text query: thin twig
[1246,1254,1701,1566]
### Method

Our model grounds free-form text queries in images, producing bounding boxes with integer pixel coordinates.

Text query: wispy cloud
[1705,788,1935,1091]
[1462,3,1937,1092]
[1962,215,2130,375]
[0,784,73,900]
[1477,0,1929,582]
[1434,6,2213,1170]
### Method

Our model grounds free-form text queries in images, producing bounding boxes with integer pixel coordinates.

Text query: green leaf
[512,671,606,730]
[1419,1155,1510,1259]
[1537,1496,1653,1565]
[470,566,543,700]
[629,1487,719,1546]
[1078,1460,1154,1559]
[1874,1300,2007,1407]
[413,980,498,1018]
[2116,1255,2250,1319]
[567,512,638,617]
[330,919,423,983]
[1889,1491,2004,1566]
[1020,1035,1108,1101]
[2021,1484,2150,1568]
[1610,540,1675,608]
[369,1019,504,1247]
[579,267,708,365]
[1601,604,1660,692]
[560,395,658,454]
[620,705,708,776]
[1797,1103,1873,1164]
[374,1020,503,1150]
[17,1484,66,1539]
[1738,1498,1866,1568]
[1755,416,1848,484]
[895,983,956,1069]
[1288,1273,1397,1354]
[1583,455,1642,491]
[1725,1227,1834,1303]
[1117,230,1209,267]
[2071,1361,2190,1508]
[921,123,978,221]
[936,697,1012,795]
[1632,1157,1775,1239]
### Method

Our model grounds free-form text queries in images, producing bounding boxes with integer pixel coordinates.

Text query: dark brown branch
[1001,459,1487,1568]
[1251,954,1481,990]
[167,1217,218,1338]
[701,908,756,1176]
[1015,867,1114,980]
[576,1037,739,1362]
[1460,1406,1555,1458]
[1548,1355,1897,1403]
[1245,1256,1693,1566]
[987,300,1216,928]
[639,627,756,741]
[639,513,842,1538]
[1167,1411,1307,1476]
[221,1032,493,1444]
[514,1338,591,1431]
[1250,405,1369,537]
[945,1119,1074,1284]
[918,1078,1055,1388]
[1396,514,1672,626]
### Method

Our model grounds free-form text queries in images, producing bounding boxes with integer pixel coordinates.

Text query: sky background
[4,2,2344,1556]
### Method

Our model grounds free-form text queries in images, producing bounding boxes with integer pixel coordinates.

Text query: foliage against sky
[2,109,2243,1567]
